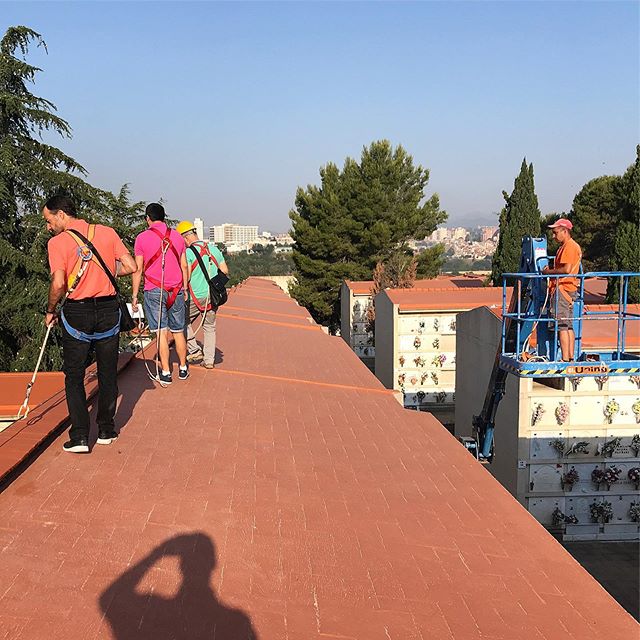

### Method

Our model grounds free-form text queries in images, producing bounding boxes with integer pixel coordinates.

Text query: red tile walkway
[0,278,637,639]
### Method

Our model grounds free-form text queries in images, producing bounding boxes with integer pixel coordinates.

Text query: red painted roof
[0,276,635,639]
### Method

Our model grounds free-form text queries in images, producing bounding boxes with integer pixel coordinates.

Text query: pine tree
[0,26,141,370]
[491,159,541,285]
[290,140,446,331]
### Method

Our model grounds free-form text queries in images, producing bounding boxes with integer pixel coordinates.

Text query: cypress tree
[491,159,541,285]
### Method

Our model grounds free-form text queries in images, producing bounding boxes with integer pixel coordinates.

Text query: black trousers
[61,297,120,441]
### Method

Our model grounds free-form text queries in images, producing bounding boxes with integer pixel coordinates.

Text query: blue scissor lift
[465,237,640,463]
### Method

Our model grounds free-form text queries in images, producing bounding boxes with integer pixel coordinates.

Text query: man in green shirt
[177,221,229,369]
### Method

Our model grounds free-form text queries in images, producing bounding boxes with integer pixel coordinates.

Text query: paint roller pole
[15,322,54,421]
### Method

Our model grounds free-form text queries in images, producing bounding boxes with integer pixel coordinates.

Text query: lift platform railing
[499,271,640,376]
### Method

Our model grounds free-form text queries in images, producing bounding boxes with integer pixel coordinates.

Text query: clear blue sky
[3,1,638,231]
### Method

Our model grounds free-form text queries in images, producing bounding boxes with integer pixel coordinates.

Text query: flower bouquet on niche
[416,390,426,404]
[420,372,428,385]
[413,336,421,349]
[595,375,609,391]
[591,467,605,489]
[569,376,583,392]
[432,338,440,350]
[632,399,640,424]
[600,436,621,457]
[603,466,622,490]
[628,467,640,490]
[435,391,447,404]
[430,372,439,386]
[629,501,640,522]
[531,403,545,427]
[631,375,640,390]
[431,354,446,368]
[561,466,579,491]
[590,500,613,524]
[631,434,640,457]
[566,441,589,456]
[603,399,619,424]
[413,356,426,367]
[555,402,569,426]
[399,356,405,367]
[549,439,565,456]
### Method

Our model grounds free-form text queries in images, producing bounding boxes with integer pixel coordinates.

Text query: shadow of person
[100,532,257,639]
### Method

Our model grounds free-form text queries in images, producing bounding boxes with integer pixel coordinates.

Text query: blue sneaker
[178,366,189,380]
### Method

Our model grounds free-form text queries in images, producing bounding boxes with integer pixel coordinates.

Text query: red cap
[548,218,573,230]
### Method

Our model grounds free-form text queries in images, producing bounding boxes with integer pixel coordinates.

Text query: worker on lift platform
[542,218,582,362]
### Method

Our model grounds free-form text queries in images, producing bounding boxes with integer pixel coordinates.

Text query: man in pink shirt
[132,203,189,384]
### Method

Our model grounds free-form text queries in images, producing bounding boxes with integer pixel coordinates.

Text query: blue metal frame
[500,269,640,378]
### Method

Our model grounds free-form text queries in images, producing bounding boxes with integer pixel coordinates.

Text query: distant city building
[275,233,294,245]
[194,218,204,241]
[209,223,259,246]
[481,225,499,242]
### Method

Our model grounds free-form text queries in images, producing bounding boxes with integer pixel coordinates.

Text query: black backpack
[188,244,229,308]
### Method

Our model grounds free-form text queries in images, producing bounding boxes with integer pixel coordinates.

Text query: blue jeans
[143,288,185,332]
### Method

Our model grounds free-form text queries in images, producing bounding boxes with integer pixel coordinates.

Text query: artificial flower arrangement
[549,439,566,455]
[552,507,579,527]
[413,336,421,349]
[531,403,545,427]
[595,375,609,391]
[430,372,439,386]
[631,434,640,457]
[410,376,418,386]
[569,376,583,392]
[399,356,405,367]
[600,436,621,457]
[431,354,447,368]
[416,390,426,404]
[555,402,569,426]
[631,375,640,390]
[449,319,456,331]
[603,466,622,489]
[432,338,440,350]
[433,318,439,332]
[591,467,605,489]
[603,399,620,424]
[397,373,406,387]
[414,356,426,367]
[629,501,640,522]
[435,391,447,404]
[632,399,640,424]
[420,372,428,385]
[627,467,640,490]
[589,500,613,524]
[561,466,579,491]
[566,441,589,456]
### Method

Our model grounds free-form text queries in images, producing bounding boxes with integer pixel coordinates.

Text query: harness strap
[60,307,121,343]
[145,227,180,271]
[65,224,100,292]
[188,242,218,312]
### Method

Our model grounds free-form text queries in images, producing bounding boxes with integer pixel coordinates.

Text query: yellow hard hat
[177,220,196,236]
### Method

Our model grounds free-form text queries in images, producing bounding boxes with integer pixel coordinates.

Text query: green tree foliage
[607,145,640,303]
[415,244,446,279]
[224,245,293,287]
[0,26,143,371]
[289,140,446,331]
[490,158,541,285]
[569,176,620,271]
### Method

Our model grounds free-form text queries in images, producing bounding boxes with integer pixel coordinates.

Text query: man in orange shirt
[44,195,137,453]
[542,218,582,362]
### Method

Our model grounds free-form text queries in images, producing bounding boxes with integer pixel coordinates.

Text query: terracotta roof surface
[0,277,636,639]
[385,286,508,311]
[346,275,485,296]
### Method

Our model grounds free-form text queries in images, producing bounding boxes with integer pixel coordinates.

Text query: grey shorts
[549,291,577,330]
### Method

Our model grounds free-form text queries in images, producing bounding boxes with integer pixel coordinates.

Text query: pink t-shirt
[134,222,186,291]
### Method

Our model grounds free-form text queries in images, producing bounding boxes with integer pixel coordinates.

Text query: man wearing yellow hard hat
[177,220,229,368]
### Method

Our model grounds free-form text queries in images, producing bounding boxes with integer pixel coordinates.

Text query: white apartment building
[194,218,204,241]
[209,223,259,246]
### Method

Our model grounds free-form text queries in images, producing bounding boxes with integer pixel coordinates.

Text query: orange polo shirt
[47,218,128,300]
[550,237,582,299]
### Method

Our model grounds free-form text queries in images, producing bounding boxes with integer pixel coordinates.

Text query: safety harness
[188,241,219,312]
[144,227,182,308]
[59,225,120,343]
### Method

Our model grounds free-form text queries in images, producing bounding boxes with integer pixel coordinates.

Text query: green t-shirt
[186,241,226,300]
